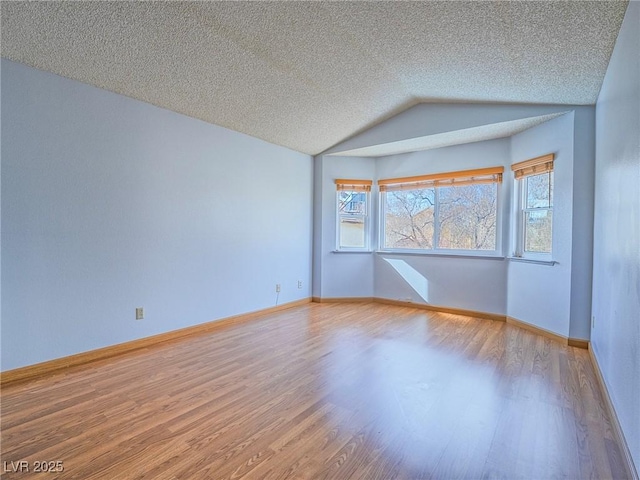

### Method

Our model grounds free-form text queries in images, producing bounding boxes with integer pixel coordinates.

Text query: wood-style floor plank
[0,303,630,479]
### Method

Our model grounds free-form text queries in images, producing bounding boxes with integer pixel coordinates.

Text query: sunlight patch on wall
[384,258,429,302]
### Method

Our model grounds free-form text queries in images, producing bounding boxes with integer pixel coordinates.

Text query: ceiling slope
[328,113,568,158]
[0,1,628,155]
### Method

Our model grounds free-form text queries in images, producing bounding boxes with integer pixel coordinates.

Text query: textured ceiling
[0,1,628,155]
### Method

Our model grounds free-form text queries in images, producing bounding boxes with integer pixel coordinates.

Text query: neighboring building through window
[379,167,503,254]
[335,179,372,251]
[512,154,554,257]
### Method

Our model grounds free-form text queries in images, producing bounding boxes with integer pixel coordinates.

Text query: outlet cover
[136,307,144,320]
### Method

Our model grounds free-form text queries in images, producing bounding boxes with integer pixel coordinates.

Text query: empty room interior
[1,1,639,479]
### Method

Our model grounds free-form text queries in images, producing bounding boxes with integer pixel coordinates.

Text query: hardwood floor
[0,303,630,479]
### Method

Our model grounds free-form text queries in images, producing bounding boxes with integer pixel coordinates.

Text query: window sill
[508,257,557,266]
[376,250,504,260]
[332,250,373,254]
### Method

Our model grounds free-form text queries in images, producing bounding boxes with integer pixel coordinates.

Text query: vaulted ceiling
[1,1,628,155]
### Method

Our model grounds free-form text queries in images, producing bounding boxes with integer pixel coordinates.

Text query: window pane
[526,172,553,209]
[384,189,435,249]
[438,184,497,250]
[339,217,365,248]
[338,191,366,214]
[524,209,553,253]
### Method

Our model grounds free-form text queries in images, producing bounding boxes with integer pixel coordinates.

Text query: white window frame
[336,189,371,252]
[378,181,502,257]
[513,171,554,261]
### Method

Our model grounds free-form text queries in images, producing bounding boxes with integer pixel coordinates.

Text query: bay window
[335,179,372,251]
[379,167,503,254]
[512,154,554,257]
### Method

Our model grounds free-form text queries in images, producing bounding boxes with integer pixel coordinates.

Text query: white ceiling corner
[0,1,629,155]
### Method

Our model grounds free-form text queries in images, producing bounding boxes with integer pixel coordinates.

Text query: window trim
[378,167,503,256]
[335,180,372,252]
[512,154,554,261]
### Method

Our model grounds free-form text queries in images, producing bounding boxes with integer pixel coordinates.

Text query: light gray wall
[570,108,596,340]
[375,139,510,315]
[507,113,575,337]
[592,1,640,472]
[1,60,313,371]
[313,155,375,298]
[312,155,323,298]
[0,62,3,359]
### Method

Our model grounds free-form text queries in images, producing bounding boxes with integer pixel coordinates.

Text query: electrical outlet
[136,307,144,320]
[276,284,281,293]
[592,315,595,329]
[297,280,303,289]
